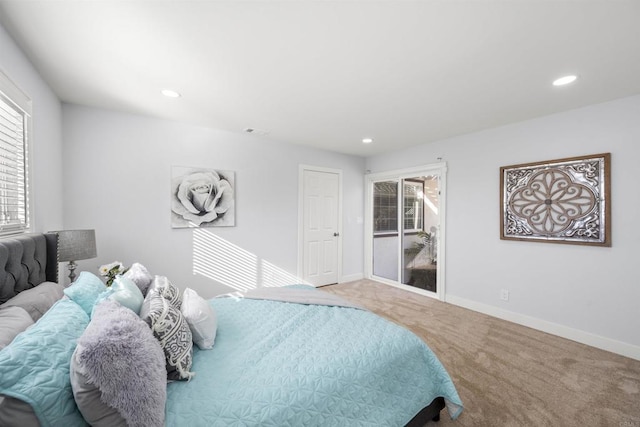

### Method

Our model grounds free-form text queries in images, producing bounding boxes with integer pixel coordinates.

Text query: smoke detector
[243,128,270,136]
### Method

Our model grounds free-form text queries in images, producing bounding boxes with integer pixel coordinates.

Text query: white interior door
[300,167,341,286]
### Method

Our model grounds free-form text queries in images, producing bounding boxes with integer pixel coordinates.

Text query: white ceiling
[1,1,639,157]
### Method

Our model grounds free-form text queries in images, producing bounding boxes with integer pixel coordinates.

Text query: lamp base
[67,260,78,283]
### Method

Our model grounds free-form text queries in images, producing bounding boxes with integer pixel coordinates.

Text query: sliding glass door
[367,164,446,299]
[372,180,399,281]
[401,176,439,292]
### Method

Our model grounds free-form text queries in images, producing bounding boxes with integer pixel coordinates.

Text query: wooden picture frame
[500,153,611,246]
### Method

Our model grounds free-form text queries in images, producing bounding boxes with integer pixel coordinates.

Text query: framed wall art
[171,166,235,228]
[500,153,610,246]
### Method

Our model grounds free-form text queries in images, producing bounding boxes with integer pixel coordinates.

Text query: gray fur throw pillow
[71,300,167,427]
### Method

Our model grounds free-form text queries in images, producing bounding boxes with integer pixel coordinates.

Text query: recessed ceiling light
[362,138,373,144]
[161,89,181,98]
[552,75,578,86]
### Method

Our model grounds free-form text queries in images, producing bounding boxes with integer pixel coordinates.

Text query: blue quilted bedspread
[166,291,463,426]
[0,298,89,427]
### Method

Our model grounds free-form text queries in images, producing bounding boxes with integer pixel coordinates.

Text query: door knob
[333,232,340,237]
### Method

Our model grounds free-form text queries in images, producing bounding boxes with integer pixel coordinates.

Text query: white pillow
[180,288,217,350]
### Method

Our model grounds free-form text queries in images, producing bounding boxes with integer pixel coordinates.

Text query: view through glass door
[371,171,441,296]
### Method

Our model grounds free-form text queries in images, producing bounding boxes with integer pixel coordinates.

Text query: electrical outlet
[500,289,509,301]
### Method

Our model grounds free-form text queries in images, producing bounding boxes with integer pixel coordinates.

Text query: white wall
[62,104,365,297]
[366,95,640,359]
[0,22,64,233]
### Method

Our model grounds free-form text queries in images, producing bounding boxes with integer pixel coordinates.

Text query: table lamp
[53,229,97,283]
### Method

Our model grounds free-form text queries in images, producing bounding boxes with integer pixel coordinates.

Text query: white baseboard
[446,294,640,362]
[339,273,364,283]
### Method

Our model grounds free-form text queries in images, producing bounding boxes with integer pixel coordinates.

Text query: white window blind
[0,70,30,235]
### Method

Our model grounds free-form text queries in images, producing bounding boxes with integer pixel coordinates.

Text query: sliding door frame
[364,162,448,301]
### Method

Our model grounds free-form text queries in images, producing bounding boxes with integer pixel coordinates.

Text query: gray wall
[366,95,640,356]
[62,104,365,297]
[0,22,64,233]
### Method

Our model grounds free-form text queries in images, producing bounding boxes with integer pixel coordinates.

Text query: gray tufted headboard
[0,233,59,304]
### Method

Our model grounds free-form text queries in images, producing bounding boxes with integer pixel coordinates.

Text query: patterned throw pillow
[145,293,194,381]
[147,276,182,308]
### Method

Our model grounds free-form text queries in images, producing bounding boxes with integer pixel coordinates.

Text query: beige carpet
[320,280,640,427]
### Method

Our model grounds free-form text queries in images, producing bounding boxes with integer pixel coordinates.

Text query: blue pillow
[95,276,144,315]
[63,272,106,316]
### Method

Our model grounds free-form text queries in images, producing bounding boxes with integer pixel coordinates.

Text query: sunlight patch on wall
[261,259,307,288]
[192,229,258,292]
[192,229,306,292]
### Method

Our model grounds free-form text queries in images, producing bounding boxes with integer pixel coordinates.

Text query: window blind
[403,182,423,231]
[0,86,29,234]
[373,181,398,233]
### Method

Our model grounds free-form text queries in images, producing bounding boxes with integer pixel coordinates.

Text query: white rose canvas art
[171,166,235,228]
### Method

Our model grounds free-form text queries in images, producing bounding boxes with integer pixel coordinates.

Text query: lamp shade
[53,230,97,262]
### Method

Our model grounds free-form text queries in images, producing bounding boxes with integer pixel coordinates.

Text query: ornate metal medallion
[500,153,610,246]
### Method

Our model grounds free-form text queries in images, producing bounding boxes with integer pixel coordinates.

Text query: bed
[0,233,463,426]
